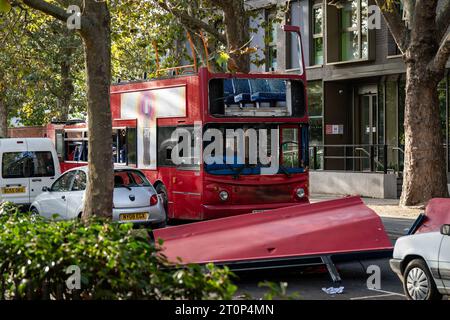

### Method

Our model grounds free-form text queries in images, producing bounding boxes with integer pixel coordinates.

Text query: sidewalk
[310,194,422,219]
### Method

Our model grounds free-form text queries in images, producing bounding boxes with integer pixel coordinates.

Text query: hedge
[0,202,237,300]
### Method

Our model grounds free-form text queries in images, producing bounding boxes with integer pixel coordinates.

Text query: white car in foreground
[390,224,450,300]
[30,166,166,228]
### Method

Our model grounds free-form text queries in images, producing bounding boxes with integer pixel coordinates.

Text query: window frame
[339,0,368,62]
[307,80,324,146]
[311,2,324,65]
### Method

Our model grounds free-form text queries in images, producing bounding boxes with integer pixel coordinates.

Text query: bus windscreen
[209,78,305,118]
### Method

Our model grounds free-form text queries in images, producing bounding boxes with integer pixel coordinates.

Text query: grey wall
[310,171,398,199]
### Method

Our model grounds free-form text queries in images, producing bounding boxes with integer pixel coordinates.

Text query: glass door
[359,94,377,171]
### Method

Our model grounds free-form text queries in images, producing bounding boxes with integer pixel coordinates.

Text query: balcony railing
[309,144,405,174]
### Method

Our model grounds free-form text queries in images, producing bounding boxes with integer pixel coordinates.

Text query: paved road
[234,216,414,300]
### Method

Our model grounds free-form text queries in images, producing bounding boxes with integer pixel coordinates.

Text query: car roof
[66,165,142,173]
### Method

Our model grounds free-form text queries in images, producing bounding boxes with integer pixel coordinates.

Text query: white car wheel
[406,267,430,300]
[403,259,442,300]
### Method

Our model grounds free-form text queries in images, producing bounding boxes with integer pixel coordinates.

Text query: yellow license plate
[119,213,148,221]
[2,186,26,194]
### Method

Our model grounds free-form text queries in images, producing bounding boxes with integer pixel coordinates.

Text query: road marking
[350,289,405,300]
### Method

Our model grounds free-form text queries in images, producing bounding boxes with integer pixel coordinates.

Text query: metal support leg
[322,256,342,283]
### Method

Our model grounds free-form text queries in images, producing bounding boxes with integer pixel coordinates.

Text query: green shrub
[0,202,237,300]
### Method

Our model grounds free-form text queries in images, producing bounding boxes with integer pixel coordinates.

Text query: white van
[0,138,61,206]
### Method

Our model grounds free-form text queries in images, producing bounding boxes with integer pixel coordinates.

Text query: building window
[387,32,402,56]
[312,3,324,65]
[308,81,323,169]
[339,0,368,61]
[265,10,279,71]
[308,81,323,145]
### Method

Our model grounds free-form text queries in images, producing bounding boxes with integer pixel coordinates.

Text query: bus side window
[55,131,65,161]
[126,127,137,167]
[157,126,177,167]
[289,80,306,117]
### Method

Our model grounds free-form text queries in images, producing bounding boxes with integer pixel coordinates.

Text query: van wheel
[403,259,442,300]
[30,207,39,216]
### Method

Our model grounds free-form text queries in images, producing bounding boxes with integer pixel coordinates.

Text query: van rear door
[0,140,31,205]
[27,139,61,203]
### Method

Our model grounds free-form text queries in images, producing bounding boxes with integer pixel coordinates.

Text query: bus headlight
[296,188,305,199]
[219,190,229,201]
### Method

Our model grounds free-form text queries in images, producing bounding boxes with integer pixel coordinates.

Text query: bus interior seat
[250,79,286,107]
[223,79,236,105]
[233,79,252,105]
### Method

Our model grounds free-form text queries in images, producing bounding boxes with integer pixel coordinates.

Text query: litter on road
[322,287,345,295]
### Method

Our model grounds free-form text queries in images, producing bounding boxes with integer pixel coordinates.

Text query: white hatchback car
[30,166,167,228]
[390,224,450,300]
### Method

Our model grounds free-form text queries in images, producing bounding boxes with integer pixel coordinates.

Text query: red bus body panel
[416,198,450,234]
[154,196,392,265]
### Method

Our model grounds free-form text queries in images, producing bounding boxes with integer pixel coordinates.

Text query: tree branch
[210,0,228,9]
[429,33,450,74]
[436,0,450,43]
[156,0,227,44]
[375,0,410,54]
[22,0,69,22]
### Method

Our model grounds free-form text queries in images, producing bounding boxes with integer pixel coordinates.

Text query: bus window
[55,130,65,160]
[64,130,88,162]
[209,78,305,118]
[126,128,137,167]
[158,126,177,167]
[157,126,200,170]
[113,129,127,164]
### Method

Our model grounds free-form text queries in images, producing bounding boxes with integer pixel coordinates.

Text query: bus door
[170,126,203,220]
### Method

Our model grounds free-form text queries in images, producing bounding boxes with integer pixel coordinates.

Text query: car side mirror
[42,186,50,192]
[440,224,450,236]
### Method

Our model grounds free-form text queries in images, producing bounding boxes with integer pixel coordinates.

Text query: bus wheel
[155,183,169,223]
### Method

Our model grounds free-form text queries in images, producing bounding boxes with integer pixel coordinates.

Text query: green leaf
[0,0,11,13]
[216,52,230,66]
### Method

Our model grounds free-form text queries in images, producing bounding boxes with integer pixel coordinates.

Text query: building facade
[248,0,450,198]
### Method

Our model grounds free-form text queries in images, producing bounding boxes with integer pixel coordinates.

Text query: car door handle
[32,178,42,182]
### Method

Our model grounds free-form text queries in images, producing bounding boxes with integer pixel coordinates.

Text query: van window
[2,152,55,178]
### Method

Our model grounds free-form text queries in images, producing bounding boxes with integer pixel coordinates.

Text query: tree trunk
[400,62,449,206]
[221,0,250,73]
[0,96,8,138]
[79,1,114,219]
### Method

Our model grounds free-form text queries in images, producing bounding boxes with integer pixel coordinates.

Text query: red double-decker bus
[52,27,309,221]
[55,66,309,221]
